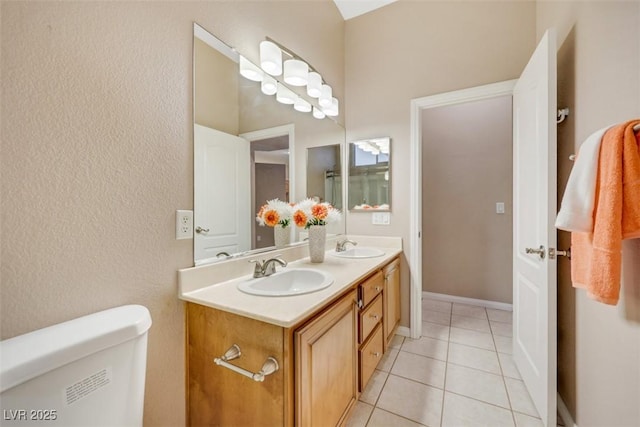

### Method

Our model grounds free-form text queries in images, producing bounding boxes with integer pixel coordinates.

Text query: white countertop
[178,236,402,328]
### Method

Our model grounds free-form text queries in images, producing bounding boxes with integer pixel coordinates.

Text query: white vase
[307,225,326,263]
[273,226,291,248]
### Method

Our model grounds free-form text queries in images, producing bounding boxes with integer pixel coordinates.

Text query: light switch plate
[496,202,505,214]
[372,212,390,225]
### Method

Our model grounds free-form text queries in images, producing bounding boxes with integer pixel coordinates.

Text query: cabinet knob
[369,313,380,320]
[375,286,381,292]
[371,351,381,358]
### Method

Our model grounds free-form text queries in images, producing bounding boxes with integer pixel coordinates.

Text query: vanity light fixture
[307,72,322,98]
[284,59,309,86]
[322,97,340,117]
[239,55,264,82]
[260,40,282,76]
[294,97,312,113]
[276,83,296,105]
[261,75,277,95]
[241,37,340,119]
[312,107,326,120]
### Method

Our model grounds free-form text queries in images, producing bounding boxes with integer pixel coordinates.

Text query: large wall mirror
[193,23,345,265]
[348,137,391,211]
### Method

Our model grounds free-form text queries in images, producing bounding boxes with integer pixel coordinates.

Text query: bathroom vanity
[179,237,401,426]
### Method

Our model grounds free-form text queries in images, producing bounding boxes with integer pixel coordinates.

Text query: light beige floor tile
[423,309,451,326]
[447,342,501,375]
[367,408,426,427]
[490,321,513,337]
[422,298,452,314]
[421,321,450,341]
[498,352,521,379]
[345,401,374,427]
[513,412,544,427]
[389,334,405,349]
[377,375,443,426]
[360,370,388,405]
[452,303,488,319]
[449,327,495,351]
[504,377,539,417]
[451,314,491,333]
[391,351,446,388]
[377,348,399,372]
[401,336,449,361]
[487,308,513,323]
[442,392,515,427]
[445,364,510,409]
[493,335,513,354]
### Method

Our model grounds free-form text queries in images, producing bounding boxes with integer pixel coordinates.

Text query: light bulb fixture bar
[239,36,339,120]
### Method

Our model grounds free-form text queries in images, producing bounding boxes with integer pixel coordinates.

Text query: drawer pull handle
[375,286,381,292]
[369,313,380,320]
[371,351,381,358]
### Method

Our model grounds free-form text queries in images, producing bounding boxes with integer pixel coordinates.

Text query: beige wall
[537,2,640,425]
[345,0,535,324]
[194,38,239,134]
[0,2,344,426]
[422,96,513,303]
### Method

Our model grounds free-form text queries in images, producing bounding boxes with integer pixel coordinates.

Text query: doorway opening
[409,80,517,338]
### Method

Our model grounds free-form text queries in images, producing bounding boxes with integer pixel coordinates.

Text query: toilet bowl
[1,305,152,426]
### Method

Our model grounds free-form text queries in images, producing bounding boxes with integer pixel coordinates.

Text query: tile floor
[346,298,565,427]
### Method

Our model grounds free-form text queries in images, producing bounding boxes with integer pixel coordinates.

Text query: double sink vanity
[179,236,402,426]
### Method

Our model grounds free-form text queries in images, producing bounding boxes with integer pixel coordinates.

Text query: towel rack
[557,108,570,124]
[213,344,279,382]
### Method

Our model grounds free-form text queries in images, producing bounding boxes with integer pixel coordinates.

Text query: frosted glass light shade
[294,98,312,113]
[323,97,339,117]
[283,59,308,86]
[260,41,282,76]
[239,56,263,82]
[312,107,326,119]
[306,72,322,98]
[261,75,277,95]
[276,84,296,104]
[319,84,332,108]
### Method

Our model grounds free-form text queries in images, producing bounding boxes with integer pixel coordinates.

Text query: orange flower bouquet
[292,198,341,229]
[256,199,293,228]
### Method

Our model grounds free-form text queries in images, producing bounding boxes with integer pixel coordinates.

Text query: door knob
[525,245,546,259]
[195,226,209,234]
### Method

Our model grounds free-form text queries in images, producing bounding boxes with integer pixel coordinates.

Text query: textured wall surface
[345,1,536,323]
[537,2,640,425]
[0,2,344,426]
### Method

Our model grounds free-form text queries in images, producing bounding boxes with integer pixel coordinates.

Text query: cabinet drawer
[359,294,383,343]
[359,270,383,307]
[359,323,384,391]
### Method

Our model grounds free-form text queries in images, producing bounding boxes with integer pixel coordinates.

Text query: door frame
[408,80,517,339]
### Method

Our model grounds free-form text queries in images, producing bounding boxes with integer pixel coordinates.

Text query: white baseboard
[557,393,577,427]
[396,326,411,337]
[423,291,513,311]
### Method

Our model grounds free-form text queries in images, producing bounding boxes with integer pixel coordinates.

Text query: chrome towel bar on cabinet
[213,344,279,382]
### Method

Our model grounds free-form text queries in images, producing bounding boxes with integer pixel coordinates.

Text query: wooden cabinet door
[383,258,401,347]
[295,290,358,427]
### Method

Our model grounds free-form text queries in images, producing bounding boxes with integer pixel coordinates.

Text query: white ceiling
[333,0,397,20]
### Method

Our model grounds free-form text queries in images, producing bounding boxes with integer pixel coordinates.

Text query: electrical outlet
[176,210,193,240]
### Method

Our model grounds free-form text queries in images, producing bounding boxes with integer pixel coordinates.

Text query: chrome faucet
[335,239,357,252]
[250,257,288,278]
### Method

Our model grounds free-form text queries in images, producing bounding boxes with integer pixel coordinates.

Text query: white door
[194,124,251,263]
[512,29,557,426]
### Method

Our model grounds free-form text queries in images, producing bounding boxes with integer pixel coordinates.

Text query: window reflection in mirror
[306,145,342,210]
[348,137,391,211]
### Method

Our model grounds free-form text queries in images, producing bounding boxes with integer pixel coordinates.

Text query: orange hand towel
[571,119,640,305]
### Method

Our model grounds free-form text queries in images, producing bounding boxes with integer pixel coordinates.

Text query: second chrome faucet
[250,257,288,278]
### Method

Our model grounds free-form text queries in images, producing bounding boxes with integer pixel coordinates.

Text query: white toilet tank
[1,305,152,426]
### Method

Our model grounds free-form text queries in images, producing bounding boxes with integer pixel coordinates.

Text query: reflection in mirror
[348,137,391,211]
[193,23,345,265]
[306,145,342,210]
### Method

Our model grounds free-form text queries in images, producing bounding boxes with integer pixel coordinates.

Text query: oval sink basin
[238,268,334,297]
[331,247,385,259]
